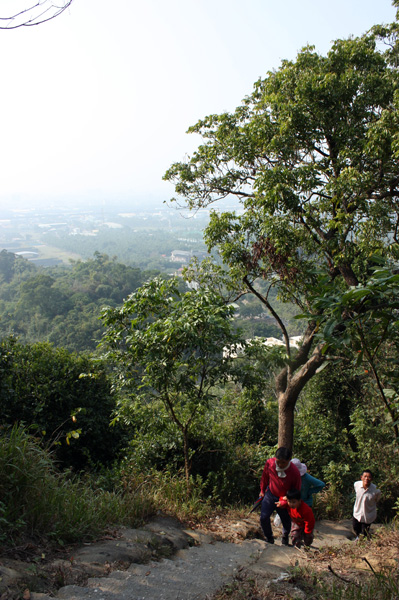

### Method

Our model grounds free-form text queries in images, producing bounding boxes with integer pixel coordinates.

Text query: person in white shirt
[353,469,381,539]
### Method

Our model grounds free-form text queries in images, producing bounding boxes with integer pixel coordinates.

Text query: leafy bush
[0,338,127,469]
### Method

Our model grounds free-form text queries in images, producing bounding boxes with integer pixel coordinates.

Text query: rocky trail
[0,514,355,600]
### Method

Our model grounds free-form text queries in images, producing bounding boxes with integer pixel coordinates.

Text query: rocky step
[56,539,265,600]
[27,519,355,600]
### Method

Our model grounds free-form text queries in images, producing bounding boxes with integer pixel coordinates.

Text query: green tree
[0,250,36,285]
[164,28,399,449]
[100,276,242,484]
[313,265,399,439]
[17,274,71,318]
[0,338,123,469]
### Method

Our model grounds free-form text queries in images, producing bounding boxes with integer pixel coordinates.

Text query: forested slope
[0,250,159,352]
[0,249,301,352]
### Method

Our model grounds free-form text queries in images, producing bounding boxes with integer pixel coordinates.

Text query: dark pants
[291,522,314,547]
[260,489,291,540]
[352,517,372,538]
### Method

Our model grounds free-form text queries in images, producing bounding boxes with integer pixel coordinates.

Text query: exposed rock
[0,516,355,600]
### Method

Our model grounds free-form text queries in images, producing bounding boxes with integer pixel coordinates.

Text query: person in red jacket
[259,447,301,545]
[277,488,315,547]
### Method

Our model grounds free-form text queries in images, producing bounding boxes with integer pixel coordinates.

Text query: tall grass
[0,425,155,546]
[119,462,217,521]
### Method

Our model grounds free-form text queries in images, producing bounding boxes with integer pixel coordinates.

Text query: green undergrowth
[0,425,224,550]
[0,425,156,548]
[117,460,221,522]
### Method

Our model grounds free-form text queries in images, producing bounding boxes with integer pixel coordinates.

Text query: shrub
[0,338,127,470]
[118,461,215,521]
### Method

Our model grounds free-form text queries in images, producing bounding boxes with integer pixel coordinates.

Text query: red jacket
[260,458,301,497]
[278,497,315,534]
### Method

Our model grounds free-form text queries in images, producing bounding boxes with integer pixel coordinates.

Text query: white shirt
[353,481,381,524]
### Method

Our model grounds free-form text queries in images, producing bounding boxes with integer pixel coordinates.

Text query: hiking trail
[0,514,355,600]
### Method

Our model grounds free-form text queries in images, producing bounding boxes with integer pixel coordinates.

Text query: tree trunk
[275,341,325,452]
[183,430,190,489]
[277,393,295,450]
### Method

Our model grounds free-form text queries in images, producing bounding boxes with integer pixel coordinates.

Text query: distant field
[34,244,82,264]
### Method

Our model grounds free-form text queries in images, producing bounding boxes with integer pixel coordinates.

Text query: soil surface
[0,512,392,600]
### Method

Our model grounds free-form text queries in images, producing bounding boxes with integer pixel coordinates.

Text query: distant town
[0,201,213,269]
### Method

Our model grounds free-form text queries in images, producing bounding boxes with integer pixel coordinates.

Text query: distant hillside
[0,250,158,352]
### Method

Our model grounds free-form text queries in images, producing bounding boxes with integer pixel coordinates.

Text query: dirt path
[0,515,355,600]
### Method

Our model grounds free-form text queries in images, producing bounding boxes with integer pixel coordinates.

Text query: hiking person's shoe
[281,535,289,546]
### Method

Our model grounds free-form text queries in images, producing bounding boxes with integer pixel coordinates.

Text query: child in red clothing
[276,489,315,547]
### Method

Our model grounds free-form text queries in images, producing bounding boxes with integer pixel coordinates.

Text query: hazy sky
[0,0,396,209]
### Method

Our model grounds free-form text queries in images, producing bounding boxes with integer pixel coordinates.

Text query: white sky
[0,0,396,209]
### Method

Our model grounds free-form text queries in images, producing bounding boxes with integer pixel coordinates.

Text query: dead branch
[0,1,73,29]
[328,565,360,587]
[362,557,377,575]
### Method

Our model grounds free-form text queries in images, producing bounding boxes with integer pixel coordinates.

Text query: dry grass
[212,525,399,600]
[290,526,399,599]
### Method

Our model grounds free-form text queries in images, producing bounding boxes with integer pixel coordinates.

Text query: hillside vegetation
[0,249,299,351]
[1,12,399,600]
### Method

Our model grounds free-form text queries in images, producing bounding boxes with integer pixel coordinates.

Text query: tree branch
[0,1,73,29]
[328,565,360,587]
[243,275,291,358]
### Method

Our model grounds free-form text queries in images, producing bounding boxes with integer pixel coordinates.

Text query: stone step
[57,539,265,600]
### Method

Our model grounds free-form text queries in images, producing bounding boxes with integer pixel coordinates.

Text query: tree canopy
[0,251,157,352]
[164,28,399,448]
